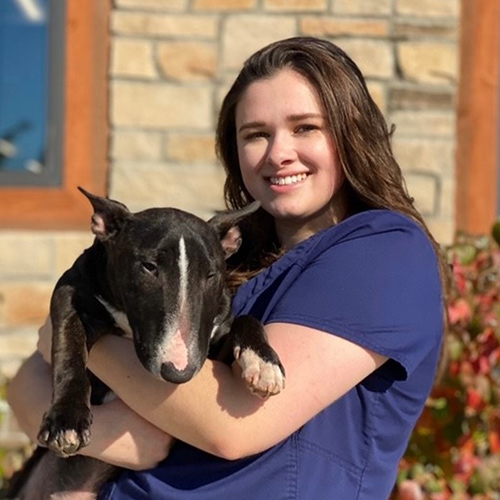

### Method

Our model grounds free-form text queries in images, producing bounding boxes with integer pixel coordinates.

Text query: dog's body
[6,189,284,500]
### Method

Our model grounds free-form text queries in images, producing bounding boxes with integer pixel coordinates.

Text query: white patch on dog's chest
[96,296,133,338]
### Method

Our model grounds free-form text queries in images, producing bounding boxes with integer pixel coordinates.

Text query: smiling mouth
[269,173,308,186]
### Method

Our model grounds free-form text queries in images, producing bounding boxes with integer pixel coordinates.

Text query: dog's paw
[234,346,285,398]
[38,405,92,457]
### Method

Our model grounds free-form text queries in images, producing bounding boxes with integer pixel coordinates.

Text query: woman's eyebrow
[238,114,324,133]
[238,121,266,133]
[288,113,324,121]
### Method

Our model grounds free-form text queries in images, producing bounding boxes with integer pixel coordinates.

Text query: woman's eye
[141,261,158,275]
[296,124,318,133]
[244,131,268,141]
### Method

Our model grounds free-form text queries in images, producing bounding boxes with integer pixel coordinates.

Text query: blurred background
[0,0,499,497]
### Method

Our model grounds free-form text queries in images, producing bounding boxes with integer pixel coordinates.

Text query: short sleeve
[266,215,443,379]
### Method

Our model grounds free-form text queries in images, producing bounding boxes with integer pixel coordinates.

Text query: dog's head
[79,187,259,383]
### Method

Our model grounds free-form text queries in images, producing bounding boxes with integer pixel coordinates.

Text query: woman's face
[235,68,346,247]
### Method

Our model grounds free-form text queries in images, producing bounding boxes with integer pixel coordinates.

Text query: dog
[6,188,285,499]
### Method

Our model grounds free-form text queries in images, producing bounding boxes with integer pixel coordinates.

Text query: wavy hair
[216,37,449,293]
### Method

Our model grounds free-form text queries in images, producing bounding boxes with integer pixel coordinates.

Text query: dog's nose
[160,362,199,384]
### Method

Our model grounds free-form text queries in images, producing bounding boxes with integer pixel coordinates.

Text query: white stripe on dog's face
[178,236,188,311]
[158,236,191,372]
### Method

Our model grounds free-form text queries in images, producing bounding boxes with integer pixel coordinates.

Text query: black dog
[6,188,285,499]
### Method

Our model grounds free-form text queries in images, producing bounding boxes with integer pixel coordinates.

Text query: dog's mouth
[159,362,200,384]
[137,344,201,384]
[135,323,205,384]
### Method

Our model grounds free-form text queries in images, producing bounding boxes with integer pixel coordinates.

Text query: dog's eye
[141,261,158,276]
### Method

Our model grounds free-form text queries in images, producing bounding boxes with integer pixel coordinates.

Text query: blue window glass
[0,0,64,187]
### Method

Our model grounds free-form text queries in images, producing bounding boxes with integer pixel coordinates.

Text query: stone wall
[0,0,459,380]
[109,0,459,238]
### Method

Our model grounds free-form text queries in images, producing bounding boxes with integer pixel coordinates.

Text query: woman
[8,37,446,499]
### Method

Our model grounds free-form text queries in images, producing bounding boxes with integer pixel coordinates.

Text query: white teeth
[269,173,307,186]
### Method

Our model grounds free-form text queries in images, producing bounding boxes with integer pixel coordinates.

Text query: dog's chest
[96,295,133,338]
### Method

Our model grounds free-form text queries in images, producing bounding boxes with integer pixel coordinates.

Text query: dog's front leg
[38,286,93,458]
[231,315,286,398]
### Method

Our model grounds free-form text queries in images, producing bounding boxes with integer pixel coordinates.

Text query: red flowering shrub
[394,228,500,498]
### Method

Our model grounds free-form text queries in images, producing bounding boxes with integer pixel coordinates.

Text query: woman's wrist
[79,398,174,470]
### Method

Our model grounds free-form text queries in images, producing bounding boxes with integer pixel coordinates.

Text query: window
[0,0,109,229]
[0,0,64,187]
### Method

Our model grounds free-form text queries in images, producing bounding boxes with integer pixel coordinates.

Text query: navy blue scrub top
[100,209,443,500]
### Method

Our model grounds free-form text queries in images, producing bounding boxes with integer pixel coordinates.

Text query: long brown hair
[216,36,449,295]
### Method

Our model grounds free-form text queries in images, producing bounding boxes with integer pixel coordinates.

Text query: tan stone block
[425,217,455,246]
[193,0,255,10]
[397,42,457,84]
[0,327,38,359]
[109,162,226,218]
[222,15,297,70]
[393,138,454,175]
[157,42,217,81]
[112,12,218,38]
[389,111,455,138]
[264,0,326,12]
[405,173,437,216]
[333,0,391,15]
[438,175,456,219]
[54,232,94,276]
[300,16,389,37]
[112,131,163,161]
[0,327,38,378]
[114,0,187,10]
[0,233,54,278]
[111,39,157,79]
[0,282,53,327]
[389,85,455,111]
[111,82,213,129]
[336,39,393,79]
[396,0,459,18]
[366,81,387,115]
[394,20,458,41]
[166,134,216,163]
[215,72,240,110]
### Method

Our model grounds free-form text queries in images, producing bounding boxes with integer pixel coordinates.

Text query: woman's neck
[276,189,351,250]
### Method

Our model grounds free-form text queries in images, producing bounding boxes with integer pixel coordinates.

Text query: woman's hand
[80,397,175,470]
[36,316,52,364]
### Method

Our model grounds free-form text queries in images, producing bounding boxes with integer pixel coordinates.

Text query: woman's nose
[265,133,297,168]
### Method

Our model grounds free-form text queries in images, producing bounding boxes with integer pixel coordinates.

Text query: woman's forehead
[235,69,324,124]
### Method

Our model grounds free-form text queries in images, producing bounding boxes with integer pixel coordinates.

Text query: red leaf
[448,298,472,325]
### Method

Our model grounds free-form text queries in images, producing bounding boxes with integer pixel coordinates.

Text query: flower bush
[395,225,500,499]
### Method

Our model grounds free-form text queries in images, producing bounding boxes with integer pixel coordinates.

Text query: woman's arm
[88,323,387,460]
[6,352,174,470]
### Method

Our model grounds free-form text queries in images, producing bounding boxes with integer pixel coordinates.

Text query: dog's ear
[208,201,260,259]
[78,186,131,241]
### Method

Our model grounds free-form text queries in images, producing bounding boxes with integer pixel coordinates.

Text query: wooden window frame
[456,0,500,235]
[0,0,110,230]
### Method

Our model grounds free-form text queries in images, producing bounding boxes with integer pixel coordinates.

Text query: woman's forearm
[88,336,268,459]
[7,352,173,470]
[7,352,52,443]
[87,326,384,460]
